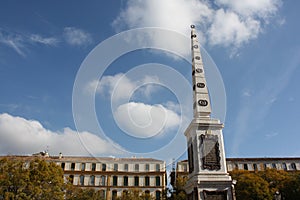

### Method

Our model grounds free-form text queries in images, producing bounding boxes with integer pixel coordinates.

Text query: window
[123,190,128,197]
[156,176,160,186]
[135,164,139,172]
[155,191,161,200]
[91,163,96,171]
[264,163,268,170]
[113,176,118,186]
[253,163,257,171]
[282,163,287,171]
[102,163,106,171]
[156,164,160,172]
[234,163,239,170]
[291,163,297,170]
[124,164,128,171]
[272,163,277,169]
[81,163,85,171]
[99,190,106,199]
[69,175,74,184]
[145,164,150,171]
[134,176,139,186]
[123,176,128,186]
[112,190,117,200]
[145,190,150,200]
[61,163,65,170]
[114,163,118,171]
[243,164,248,170]
[100,175,106,186]
[145,176,150,186]
[183,164,187,172]
[71,163,75,171]
[80,175,84,186]
[90,175,95,186]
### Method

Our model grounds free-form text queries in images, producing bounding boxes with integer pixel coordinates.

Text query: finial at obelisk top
[190,25,212,118]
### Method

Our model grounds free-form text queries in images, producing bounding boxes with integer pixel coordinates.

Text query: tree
[117,189,155,200]
[65,187,104,200]
[170,176,187,200]
[230,170,272,200]
[0,158,65,200]
[0,158,30,200]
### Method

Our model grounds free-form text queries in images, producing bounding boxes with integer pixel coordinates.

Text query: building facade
[1,155,166,200]
[171,157,300,187]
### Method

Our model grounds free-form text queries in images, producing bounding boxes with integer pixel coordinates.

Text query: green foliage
[65,187,104,200]
[116,189,155,200]
[170,176,187,200]
[230,169,300,200]
[0,158,64,200]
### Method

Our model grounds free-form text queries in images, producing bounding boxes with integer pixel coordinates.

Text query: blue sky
[0,0,299,164]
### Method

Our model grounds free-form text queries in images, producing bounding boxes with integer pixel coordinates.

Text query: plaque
[195,68,203,73]
[203,190,227,200]
[200,134,221,170]
[198,100,208,106]
[197,83,205,88]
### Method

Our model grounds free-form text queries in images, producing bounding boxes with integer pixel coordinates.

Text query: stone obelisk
[184,25,235,200]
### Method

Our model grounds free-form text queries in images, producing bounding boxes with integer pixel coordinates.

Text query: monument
[184,25,235,200]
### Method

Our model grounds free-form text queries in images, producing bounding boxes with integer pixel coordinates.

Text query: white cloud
[208,9,260,48]
[113,0,282,54]
[86,73,161,103]
[0,29,60,57]
[114,102,181,138]
[0,113,122,156]
[63,27,92,46]
[0,31,26,57]
[29,34,59,46]
[215,0,281,19]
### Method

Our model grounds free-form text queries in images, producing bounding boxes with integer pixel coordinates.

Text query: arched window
[135,164,139,172]
[123,176,128,186]
[145,176,150,186]
[145,190,150,200]
[134,176,139,186]
[243,164,248,170]
[69,175,74,184]
[155,176,160,186]
[282,163,287,171]
[102,163,106,171]
[123,190,128,197]
[124,164,128,171]
[79,175,84,186]
[155,190,161,200]
[71,163,75,171]
[100,175,106,186]
[114,163,118,171]
[113,176,118,186]
[145,164,150,171]
[81,163,85,171]
[91,163,96,171]
[253,163,257,171]
[156,164,160,172]
[99,190,106,199]
[272,163,277,169]
[90,175,95,186]
[112,190,117,200]
[291,163,297,170]
[61,163,65,170]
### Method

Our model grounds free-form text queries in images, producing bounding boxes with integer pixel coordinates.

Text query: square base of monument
[185,177,235,200]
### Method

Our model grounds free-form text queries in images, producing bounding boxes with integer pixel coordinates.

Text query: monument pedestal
[184,119,235,200]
